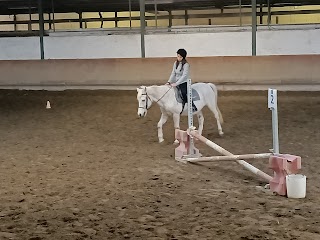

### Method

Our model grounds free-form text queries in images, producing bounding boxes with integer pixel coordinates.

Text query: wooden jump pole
[185,153,272,162]
[188,129,273,182]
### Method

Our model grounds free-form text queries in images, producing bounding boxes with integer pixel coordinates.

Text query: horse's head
[137,86,153,117]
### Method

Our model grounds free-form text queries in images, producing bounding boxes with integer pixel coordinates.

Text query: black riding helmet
[177,49,187,59]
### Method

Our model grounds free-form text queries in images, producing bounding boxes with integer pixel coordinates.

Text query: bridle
[138,85,172,111]
[138,87,152,111]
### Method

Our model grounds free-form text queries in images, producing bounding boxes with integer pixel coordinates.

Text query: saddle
[173,87,199,114]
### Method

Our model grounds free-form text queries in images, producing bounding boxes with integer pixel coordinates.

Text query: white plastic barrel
[286,174,307,198]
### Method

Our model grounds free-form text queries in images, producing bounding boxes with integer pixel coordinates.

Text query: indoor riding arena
[1,1,320,240]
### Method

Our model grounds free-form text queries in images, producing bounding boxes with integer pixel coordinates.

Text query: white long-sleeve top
[168,61,190,85]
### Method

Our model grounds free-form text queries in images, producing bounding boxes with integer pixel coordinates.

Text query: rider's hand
[171,83,177,87]
[166,82,171,85]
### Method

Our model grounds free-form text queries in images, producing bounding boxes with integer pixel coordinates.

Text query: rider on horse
[166,48,197,113]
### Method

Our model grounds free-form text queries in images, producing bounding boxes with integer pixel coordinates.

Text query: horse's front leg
[157,112,168,143]
[173,113,181,144]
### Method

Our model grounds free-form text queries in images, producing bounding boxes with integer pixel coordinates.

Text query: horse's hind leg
[196,111,204,136]
[207,101,224,136]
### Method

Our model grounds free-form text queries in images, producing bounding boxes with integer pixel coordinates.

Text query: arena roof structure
[1,0,319,58]
[0,0,319,15]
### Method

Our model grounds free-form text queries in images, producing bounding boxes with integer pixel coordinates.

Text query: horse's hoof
[159,139,165,143]
[173,139,179,145]
[219,132,224,137]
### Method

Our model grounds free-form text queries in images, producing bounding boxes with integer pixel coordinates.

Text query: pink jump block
[269,154,302,196]
[175,129,190,159]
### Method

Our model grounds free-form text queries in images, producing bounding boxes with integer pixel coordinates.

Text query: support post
[260,3,263,24]
[79,12,83,29]
[154,0,158,28]
[48,13,52,30]
[184,10,188,25]
[239,0,242,26]
[168,10,172,28]
[115,11,118,28]
[252,0,257,56]
[13,15,17,31]
[267,0,271,26]
[51,0,55,31]
[28,0,32,31]
[139,0,146,58]
[38,0,45,60]
[129,0,132,29]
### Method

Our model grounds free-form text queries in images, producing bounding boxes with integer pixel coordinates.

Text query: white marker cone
[46,100,51,109]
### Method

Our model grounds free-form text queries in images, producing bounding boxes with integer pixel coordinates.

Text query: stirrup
[192,105,198,112]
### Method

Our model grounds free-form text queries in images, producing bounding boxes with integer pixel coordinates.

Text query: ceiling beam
[0,0,319,15]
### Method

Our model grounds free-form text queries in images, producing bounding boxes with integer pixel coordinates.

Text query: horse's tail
[208,83,224,124]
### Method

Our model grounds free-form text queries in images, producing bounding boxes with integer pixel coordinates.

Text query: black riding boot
[192,102,198,112]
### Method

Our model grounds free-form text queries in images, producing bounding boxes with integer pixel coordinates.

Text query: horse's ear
[136,87,139,92]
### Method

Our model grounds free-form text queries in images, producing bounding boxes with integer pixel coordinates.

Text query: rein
[154,86,172,103]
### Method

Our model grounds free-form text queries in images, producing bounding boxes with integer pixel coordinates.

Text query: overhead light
[145,0,174,4]
[8,7,37,10]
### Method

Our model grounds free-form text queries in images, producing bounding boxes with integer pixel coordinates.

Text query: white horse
[136,82,224,143]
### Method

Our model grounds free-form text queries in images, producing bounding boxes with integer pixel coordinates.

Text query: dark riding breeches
[177,82,197,112]
[177,82,188,103]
